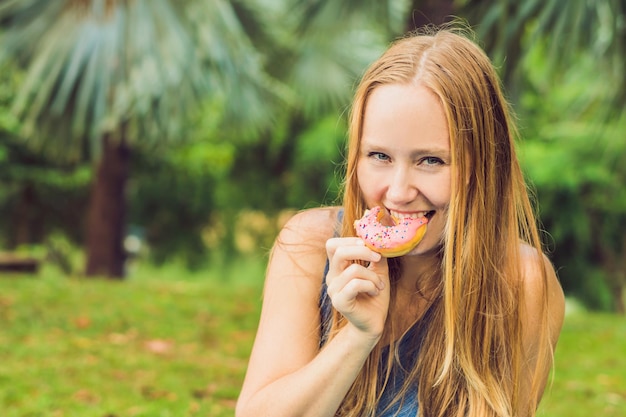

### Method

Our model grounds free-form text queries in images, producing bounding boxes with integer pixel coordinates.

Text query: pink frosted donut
[353,206,428,257]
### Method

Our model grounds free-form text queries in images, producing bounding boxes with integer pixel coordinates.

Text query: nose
[385,166,418,206]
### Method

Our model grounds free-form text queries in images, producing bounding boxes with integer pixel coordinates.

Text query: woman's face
[357,83,452,256]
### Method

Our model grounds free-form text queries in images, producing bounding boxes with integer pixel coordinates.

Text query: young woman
[236,27,565,417]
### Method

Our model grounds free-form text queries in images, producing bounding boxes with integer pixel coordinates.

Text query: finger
[326,263,382,296]
[326,240,381,277]
[367,256,388,275]
[330,279,381,311]
[368,257,389,290]
[328,246,381,275]
[325,237,365,259]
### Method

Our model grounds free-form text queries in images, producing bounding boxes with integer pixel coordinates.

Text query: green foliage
[128,138,233,269]
[1,0,623,300]
[287,114,346,207]
[0,60,21,135]
[0,0,283,160]
[0,53,91,249]
[518,44,626,310]
[464,0,625,107]
[210,111,345,213]
[0,133,92,249]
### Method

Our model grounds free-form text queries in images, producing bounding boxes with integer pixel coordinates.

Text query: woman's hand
[325,237,390,341]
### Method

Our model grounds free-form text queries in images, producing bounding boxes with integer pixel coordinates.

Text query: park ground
[0,259,624,417]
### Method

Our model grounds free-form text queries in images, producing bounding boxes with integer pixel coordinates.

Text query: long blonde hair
[332,27,552,417]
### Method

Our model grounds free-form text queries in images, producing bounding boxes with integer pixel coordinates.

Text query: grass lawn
[0,259,266,417]
[539,302,626,417]
[0,260,624,416]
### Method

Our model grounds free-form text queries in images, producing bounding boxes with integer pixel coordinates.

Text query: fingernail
[377,280,385,290]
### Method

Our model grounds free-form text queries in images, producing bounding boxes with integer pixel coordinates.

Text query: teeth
[390,210,428,219]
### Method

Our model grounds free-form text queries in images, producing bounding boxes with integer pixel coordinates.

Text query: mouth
[388,209,435,221]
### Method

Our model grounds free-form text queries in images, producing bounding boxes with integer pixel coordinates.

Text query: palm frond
[282,0,410,117]
[0,0,284,160]
[464,0,625,112]
[290,0,410,37]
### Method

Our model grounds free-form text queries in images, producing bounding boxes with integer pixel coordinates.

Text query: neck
[381,252,441,341]
[396,251,441,295]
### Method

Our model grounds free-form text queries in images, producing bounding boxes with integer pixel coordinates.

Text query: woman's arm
[518,245,565,415]
[236,208,389,417]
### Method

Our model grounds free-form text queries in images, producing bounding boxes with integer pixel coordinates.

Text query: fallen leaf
[144,339,173,355]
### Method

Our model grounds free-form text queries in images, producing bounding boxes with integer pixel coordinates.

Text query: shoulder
[263,206,343,345]
[256,206,343,342]
[277,206,343,248]
[267,206,342,281]
[518,243,565,347]
[518,244,564,305]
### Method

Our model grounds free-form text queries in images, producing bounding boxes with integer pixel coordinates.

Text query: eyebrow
[361,140,450,159]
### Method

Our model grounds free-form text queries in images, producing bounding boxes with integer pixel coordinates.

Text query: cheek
[356,163,380,199]
[435,185,452,208]
[423,174,452,208]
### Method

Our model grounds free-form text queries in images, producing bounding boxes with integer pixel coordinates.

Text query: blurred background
[0,0,624,416]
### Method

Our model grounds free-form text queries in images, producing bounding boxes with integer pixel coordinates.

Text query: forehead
[361,83,450,152]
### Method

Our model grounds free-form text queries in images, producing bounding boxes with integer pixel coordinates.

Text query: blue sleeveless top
[320,209,422,416]
[319,275,421,417]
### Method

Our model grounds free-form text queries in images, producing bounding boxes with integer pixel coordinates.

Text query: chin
[404,239,443,258]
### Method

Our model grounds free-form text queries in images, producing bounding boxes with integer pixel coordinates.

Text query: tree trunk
[85,132,130,278]
[405,0,456,32]
[613,284,625,315]
[613,237,626,315]
[10,183,38,248]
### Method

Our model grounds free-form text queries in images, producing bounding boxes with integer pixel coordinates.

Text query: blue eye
[422,156,444,165]
[368,152,390,162]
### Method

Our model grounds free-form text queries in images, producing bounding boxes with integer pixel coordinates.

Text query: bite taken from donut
[353,206,429,257]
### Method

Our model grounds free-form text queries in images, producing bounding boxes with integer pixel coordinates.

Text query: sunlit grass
[0,259,624,416]
[0,258,266,417]
[539,304,626,417]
